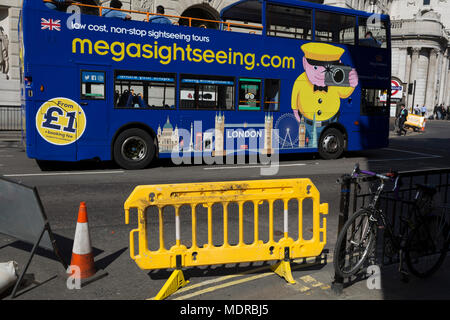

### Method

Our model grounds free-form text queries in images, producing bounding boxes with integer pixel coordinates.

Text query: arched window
[179,4,220,29]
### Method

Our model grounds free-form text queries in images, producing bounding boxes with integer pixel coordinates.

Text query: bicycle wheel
[333,208,378,278]
[405,215,449,278]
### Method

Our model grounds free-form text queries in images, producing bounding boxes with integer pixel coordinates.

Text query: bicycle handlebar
[351,163,396,181]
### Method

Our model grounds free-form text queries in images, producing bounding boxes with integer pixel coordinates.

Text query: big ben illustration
[213,112,225,156]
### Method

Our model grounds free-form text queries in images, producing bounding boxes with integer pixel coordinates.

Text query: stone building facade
[1,0,450,115]
[0,0,21,106]
[389,0,450,113]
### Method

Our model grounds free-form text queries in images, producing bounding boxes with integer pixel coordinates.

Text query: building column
[445,67,450,106]
[408,47,420,110]
[439,50,449,105]
[424,48,439,113]
[396,47,408,81]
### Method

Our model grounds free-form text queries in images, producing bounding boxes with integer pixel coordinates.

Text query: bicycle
[333,164,449,280]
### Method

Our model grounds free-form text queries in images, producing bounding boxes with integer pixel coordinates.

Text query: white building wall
[0,0,21,106]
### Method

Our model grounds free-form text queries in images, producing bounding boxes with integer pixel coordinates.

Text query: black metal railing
[332,167,450,293]
[0,106,21,131]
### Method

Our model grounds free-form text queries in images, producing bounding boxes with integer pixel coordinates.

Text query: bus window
[266,4,312,40]
[180,75,234,110]
[358,17,387,48]
[238,78,261,111]
[81,71,105,100]
[114,72,176,108]
[315,11,355,45]
[360,88,389,114]
[264,79,280,112]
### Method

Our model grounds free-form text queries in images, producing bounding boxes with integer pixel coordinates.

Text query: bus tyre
[113,128,155,170]
[318,128,344,160]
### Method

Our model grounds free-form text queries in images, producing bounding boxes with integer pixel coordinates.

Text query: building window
[81,71,105,100]
[114,71,176,109]
[315,11,356,45]
[180,75,234,110]
[424,0,431,5]
[238,78,261,111]
[266,4,312,40]
[264,79,280,112]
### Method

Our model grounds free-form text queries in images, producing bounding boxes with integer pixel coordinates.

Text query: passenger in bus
[117,89,130,107]
[136,93,147,108]
[360,31,381,48]
[44,0,67,10]
[103,0,131,20]
[126,89,135,107]
[114,90,120,106]
[148,5,172,24]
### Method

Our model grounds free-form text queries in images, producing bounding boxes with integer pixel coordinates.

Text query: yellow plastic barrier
[404,114,426,131]
[124,178,328,300]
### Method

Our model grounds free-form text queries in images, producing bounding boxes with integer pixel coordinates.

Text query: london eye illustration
[274,113,300,149]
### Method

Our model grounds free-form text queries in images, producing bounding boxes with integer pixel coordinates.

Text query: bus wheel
[318,128,344,160]
[113,128,155,170]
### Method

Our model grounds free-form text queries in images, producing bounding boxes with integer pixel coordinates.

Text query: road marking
[368,155,441,162]
[203,163,307,170]
[3,170,125,177]
[384,148,441,157]
[299,275,324,287]
[173,271,275,300]
[171,256,330,300]
[296,284,311,293]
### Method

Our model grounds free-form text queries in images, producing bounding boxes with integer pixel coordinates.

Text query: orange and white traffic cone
[68,202,96,279]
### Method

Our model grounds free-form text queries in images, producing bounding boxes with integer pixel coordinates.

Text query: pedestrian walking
[441,105,448,120]
[397,104,408,136]
[421,105,427,117]
[433,104,438,119]
[413,104,420,115]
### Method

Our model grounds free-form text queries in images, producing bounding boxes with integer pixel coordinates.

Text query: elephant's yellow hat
[301,42,345,61]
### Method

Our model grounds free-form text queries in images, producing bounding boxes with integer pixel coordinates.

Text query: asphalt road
[0,120,449,300]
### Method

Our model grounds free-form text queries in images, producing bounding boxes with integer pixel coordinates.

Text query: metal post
[411,80,416,113]
[10,227,47,299]
[332,174,352,294]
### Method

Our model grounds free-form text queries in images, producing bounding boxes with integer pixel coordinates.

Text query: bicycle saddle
[415,184,437,195]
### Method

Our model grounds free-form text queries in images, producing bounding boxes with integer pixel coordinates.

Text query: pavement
[0,120,449,303]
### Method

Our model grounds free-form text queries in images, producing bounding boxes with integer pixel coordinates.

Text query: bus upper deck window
[358,17,387,48]
[266,4,312,40]
[315,11,355,45]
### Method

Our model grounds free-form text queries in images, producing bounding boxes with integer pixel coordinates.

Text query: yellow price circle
[35,97,86,146]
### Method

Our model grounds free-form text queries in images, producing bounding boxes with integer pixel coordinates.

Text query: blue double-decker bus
[19,0,391,169]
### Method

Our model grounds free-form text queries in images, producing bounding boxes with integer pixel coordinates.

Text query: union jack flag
[41,18,61,31]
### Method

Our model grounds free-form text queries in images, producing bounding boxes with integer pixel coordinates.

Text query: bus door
[76,67,110,160]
